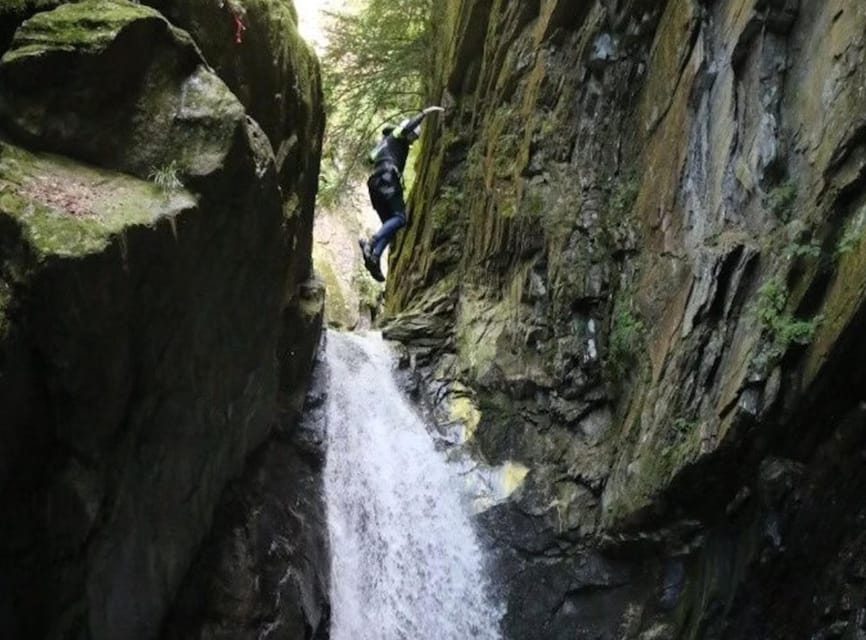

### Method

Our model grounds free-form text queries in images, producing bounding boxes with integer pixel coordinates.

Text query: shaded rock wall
[0,1,324,639]
[163,349,330,640]
[386,0,866,637]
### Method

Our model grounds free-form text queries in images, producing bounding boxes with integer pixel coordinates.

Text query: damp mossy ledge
[0,140,195,258]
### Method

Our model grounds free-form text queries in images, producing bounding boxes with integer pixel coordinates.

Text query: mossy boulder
[0,0,64,55]
[0,1,325,638]
[0,1,246,181]
[143,0,325,278]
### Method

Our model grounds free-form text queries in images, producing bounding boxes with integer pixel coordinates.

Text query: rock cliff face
[386,1,866,637]
[0,1,325,638]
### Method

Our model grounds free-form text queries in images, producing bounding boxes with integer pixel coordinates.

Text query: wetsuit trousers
[371,212,406,258]
[367,166,407,259]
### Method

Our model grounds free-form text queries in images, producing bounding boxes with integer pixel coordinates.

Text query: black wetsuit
[366,112,427,258]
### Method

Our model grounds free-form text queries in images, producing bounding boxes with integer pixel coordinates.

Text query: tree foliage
[320,0,433,204]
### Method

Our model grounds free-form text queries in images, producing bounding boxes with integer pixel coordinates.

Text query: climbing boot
[358,238,385,282]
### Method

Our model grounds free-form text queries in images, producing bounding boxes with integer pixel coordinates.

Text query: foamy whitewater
[324,332,502,640]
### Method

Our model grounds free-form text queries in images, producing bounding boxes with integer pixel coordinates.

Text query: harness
[374,159,402,186]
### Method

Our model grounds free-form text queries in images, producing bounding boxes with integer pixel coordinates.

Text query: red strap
[233,13,246,44]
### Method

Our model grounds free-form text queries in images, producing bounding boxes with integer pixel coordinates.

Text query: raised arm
[393,106,445,140]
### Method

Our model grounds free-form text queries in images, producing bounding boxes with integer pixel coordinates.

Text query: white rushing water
[324,332,502,640]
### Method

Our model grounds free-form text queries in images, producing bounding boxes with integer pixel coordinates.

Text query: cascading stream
[324,331,502,640]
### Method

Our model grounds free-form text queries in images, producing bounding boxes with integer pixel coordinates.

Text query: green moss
[0,141,194,258]
[353,268,380,312]
[1,191,111,255]
[478,104,528,216]
[804,203,866,383]
[672,416,699,436]
[0,0,62,21]
[764,182,797,222]
[609,172,640,217]
[836,221,865,257]
[657,424,702,480]
[537,111,557,138]
[530,164,584,239]
[4,0,160,62]
[753,275,822,361]
[464,142,485,184]
[605,288,646,381]
[314,251,351,328]
[604,415,704,528]
[433,185,463,229]
[522,188,544,218]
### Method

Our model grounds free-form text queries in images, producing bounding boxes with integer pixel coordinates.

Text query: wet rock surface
[384,0,866,637]
[163,353,330,640]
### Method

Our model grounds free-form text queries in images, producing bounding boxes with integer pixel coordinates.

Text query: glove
[423,105,446,115]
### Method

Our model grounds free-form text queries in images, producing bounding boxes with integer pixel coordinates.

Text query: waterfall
[324,332,502,640]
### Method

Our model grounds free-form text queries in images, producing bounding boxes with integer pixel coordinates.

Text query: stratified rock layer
[386,0,866,637]
[0,1,325,639]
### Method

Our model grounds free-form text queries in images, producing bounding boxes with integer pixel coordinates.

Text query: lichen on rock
[382,0,866,637]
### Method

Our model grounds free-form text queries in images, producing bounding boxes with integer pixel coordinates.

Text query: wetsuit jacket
[367,111,427,175]
[366,112,427,220]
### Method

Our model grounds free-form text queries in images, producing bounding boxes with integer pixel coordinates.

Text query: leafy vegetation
[433,185,463,227]
[606,290,646,381]
[764,182,797,222]
[753,275,822,360]
[784,238,821,260]
[320,0,433,204]
[353,267,381,311]
[609,172,640,217]
[672,417,699,436]
[836,222,865,257]
[148,161,182,192]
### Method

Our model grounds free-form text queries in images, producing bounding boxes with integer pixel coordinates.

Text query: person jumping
[359,105,444,282]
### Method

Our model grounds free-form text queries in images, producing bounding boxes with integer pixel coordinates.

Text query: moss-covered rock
[0,1,245,181]
[0,0,64,55]
[0,140,195,257]
[0,1,325,638]
[142,0,325,280]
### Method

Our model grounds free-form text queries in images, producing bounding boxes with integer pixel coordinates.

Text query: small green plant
[836,223,865,257]
[538,112,557,138]
[148,161,183,192]
[439,185,463,207]
[765,182,797,222]
[606,292,646,380]
[609,172,640,217]
[431,187,461,229]
[754,276,787,327]
[753,275,822,359]
[672,417,699,435]
[522,188,544,218]
[784,238,821,260]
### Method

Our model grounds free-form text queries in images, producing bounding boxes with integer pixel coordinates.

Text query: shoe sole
[358,239,385,282]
